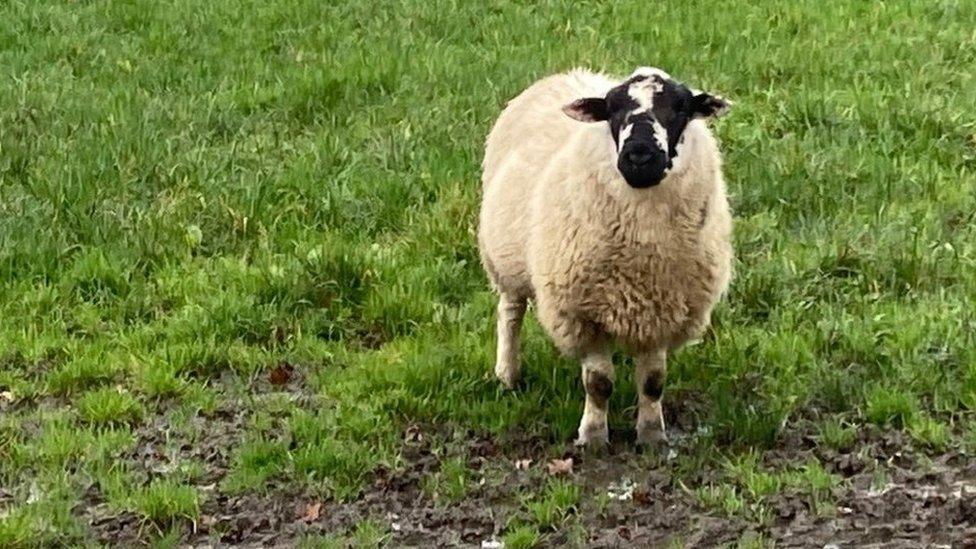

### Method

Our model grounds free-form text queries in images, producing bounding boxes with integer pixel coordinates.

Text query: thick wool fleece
[478,69,733,355]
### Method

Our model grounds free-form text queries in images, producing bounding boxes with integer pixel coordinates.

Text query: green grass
[421,456,472,504]
[818,418,858,451]
[1,0,976,545]
[522,479,582,531]
[694,452,842,521]
[75,387,144,426]
[503,525,542,549]
[129,480,201,524]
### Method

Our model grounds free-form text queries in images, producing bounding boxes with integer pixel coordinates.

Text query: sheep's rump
[478,70,612,298]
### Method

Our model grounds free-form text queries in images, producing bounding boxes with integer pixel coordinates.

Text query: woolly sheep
[478,66,733,446]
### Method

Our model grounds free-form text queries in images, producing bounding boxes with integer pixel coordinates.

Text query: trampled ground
[2,0,976,547]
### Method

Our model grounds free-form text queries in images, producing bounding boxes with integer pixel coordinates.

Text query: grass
[1,0,975,545]
[503,525,542,549]
[818,418,858,451]
[75,387,144,426]
[521,479,582,531]
[129,480,201,524]
[696,455,841,521]
[421,456,471,504]
[297,519,389,549]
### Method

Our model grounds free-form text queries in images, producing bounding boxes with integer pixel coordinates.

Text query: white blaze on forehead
[626,67,668,113]
[618,66,674,157]
[627,79,663,112]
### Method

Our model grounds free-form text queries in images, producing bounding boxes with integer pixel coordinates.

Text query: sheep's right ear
[689,92,731,119]
[562,98,609,122]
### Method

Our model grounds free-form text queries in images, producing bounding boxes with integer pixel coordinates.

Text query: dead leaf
[514,458,533,471]
[632,487,652,506]
[302,502,322,522]
[546,457,574,476]
[269,362,294,386]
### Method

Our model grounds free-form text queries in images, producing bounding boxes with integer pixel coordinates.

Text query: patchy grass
[129,480,201,524]
[1,0,975,545]
[421,456,471,504]
[818,418,858,452]
[695,453,842,521]
[503,525,542,549]
[521,479,582,531]
[908,415,951,451]
[75,388,144,426]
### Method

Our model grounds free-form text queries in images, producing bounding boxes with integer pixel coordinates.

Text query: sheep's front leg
[635,349,668,444]
[576,350,614,446]
[494,293,526,389]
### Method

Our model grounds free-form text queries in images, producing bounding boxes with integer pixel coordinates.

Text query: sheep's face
[563,67,730,189]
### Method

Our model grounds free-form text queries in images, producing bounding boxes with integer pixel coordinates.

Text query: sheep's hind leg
[576,350,614,447]
[494,293,526,389]
[635,348,668,445]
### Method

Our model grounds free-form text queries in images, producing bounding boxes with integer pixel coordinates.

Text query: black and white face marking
[563,67,730,189]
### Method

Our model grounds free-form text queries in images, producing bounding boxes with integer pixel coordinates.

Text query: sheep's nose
[625,150,654,165]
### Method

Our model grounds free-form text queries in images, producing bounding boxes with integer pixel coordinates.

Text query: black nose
[625,149,655,166]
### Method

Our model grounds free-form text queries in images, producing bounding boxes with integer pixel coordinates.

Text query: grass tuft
[75,388,143,426]
[130,480,201,524]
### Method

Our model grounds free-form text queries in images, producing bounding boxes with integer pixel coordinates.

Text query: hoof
[636,426,669,446]
[575,424,609,448]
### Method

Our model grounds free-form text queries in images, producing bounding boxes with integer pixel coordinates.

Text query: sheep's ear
[562,97,609,122]
[689,92,731,119]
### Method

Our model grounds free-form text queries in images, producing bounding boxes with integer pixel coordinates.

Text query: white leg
[635,348,668,444]
[494,293,526,389]
[576,350,614,446]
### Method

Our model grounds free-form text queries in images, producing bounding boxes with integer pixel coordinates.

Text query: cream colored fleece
[478,68,733,356]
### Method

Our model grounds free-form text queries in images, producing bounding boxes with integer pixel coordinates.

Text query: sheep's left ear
[562,97,609,122]
[689,92,731,119]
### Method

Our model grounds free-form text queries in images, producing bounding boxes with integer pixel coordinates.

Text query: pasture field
[2,0,976,546]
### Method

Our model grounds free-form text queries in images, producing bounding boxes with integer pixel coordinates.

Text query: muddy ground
[77,402,976,548]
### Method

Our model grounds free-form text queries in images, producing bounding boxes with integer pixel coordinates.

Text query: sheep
[478,66,733,446]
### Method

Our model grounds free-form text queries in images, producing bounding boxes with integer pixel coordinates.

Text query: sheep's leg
[635,348,668,444]
[494,293,526,389]
[576,350,614,446]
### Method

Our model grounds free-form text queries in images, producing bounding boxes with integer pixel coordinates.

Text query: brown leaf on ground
[269,363,294,386]
[546,457,573,476]
[632,487,652,506]
[302,502,322,523]
[514,459,533,471]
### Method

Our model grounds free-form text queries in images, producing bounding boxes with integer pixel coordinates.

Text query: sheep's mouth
[617,152,667,188]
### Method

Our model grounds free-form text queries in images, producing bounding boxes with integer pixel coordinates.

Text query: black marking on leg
[585,372,613,408]
[643,370,665,401]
